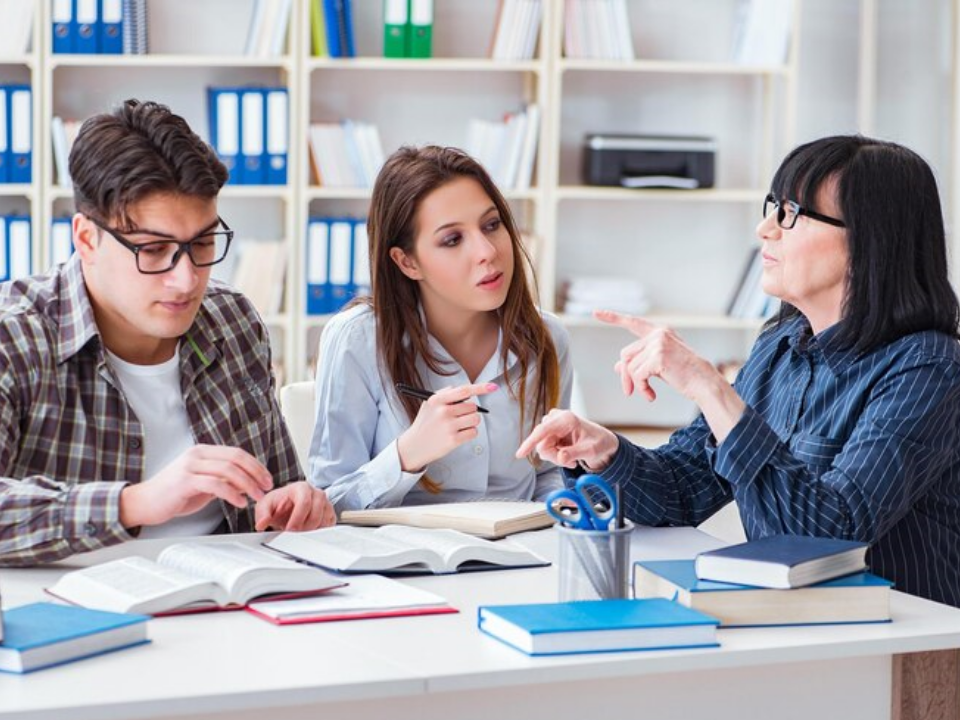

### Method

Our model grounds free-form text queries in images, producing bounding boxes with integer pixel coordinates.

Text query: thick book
[694,535,869,589]
[247,573,457,624]
[477,598,720,656]
[635,560,892,627]
[264,525,549,575]
[46,541,346,615]
[0,602,149,674]
[339,500,554,539]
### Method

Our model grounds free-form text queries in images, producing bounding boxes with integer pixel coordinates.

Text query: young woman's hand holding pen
[396,383,498,472]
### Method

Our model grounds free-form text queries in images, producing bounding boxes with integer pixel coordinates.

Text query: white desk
[2,527,959,720]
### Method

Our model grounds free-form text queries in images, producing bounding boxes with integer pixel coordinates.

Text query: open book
[264,525,549,575]
[339,500,554,539]
[47,542,346,615]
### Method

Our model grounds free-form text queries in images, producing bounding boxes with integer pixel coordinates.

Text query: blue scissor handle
[544,475,618,531]
[545,488,596,530]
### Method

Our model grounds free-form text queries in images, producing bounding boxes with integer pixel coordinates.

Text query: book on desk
[46,541,346,615]
[635,559,892,627]
[264,525,548,575]
[478,598,720,656]
[694,534,869,589]
[339,500,553,539]
[0,602,150,674]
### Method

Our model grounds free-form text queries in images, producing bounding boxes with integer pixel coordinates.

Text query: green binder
[311,0,328,57]
[408,0,433,59]
[383,0,408,58]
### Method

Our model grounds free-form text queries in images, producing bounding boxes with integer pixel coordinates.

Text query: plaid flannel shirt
[0,255,303,566]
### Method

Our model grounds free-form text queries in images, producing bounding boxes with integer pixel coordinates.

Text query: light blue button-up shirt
[309,305,572,512]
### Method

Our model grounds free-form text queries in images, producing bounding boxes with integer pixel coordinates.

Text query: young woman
[518,135,960,607]
[309,145,571,511]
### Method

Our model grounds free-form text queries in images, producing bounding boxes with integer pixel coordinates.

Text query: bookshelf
[17,0,960,423]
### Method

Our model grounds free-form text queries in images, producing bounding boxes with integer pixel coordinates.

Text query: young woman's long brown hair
[366,145,560,491]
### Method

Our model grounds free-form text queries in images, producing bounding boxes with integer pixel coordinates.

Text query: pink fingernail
[486,383,498,391]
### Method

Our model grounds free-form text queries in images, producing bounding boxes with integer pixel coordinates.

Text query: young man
[0,100,335,566]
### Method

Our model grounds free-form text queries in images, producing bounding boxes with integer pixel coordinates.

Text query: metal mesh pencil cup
[556,520,634,601]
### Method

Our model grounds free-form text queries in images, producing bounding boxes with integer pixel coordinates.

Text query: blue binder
[322,0,342,58]
[0,216,8,282]
[99,0,123,54]
[7,86,32,184]
[328,218,354,311]
[238,88,265,185]
[352,219,370,295]
[306,218,331,315]
[49,218,74,267]
[75,0,99,54]
[7,215,32,281]
[208,88,241,184]
[0,87,8,184]
[340,0,356,57]
[264,88,288,185]
[52,0,75,53]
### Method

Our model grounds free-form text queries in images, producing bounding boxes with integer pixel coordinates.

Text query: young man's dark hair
[0,99,334,567]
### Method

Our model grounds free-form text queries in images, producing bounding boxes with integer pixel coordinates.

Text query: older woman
[518,135,960,607]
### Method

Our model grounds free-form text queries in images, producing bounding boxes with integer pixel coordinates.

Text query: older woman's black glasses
[763,194,846,230]
[88,216,234,274]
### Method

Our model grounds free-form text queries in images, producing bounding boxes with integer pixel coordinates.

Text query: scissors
[545,475,618,531]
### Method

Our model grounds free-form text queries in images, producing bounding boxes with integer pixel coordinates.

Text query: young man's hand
[119,445,273,529]
[254,482,336,532]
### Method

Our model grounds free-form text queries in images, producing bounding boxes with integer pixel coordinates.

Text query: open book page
[265,526,434,572]
[377,526,547,571]
[157,542,343,605]
[247,574,455,624]
[46,556,223,615]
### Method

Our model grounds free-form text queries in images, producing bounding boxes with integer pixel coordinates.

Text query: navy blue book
[636,560,892,627]
[477,598,720,656]
[0,602,150,674]
[694,535,869,589]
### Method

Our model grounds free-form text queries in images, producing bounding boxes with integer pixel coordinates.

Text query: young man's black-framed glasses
[89,216,234,275]
[763,193,847,230]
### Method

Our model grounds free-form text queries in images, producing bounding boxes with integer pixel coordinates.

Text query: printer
[583,134,716,189]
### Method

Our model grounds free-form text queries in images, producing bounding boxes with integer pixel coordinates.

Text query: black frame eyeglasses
[763,193,846,230]
[89,216,234,275]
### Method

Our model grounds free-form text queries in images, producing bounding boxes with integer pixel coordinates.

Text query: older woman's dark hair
[769,135,960,352]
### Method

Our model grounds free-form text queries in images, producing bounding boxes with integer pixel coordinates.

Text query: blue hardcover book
[0,603,149,674]
[52,0,75,53]
[322,0,342,57]
[340,0,356,57]
[636,559,892,628]
[477,598,719,656]
[694,534,869,589]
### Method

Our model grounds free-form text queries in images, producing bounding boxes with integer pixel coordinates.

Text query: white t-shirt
[106,347,223,538]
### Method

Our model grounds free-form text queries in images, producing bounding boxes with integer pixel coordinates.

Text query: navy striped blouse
[597,314,960,607]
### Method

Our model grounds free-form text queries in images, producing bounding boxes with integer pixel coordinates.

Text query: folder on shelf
[99,0,123,54]
[239,88,265,185]
[208,88,241,184]
[52,0,74,54]
[0,217,7,282]
[306,218,330,315]
[7,215,31,281]
[340,0,356,57]
[310,0,328,56]
[50,218,74,268]
[352,220,370,296]
[322,0,343,57]
[264,88,289,185]
[383,0,408,58]
[0,88,8,184]
[328,218,354,312]
[75,0,99,54]
[408,0,433,58]
[7,86,31,184]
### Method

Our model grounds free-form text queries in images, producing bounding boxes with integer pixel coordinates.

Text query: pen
[395,383,490,414]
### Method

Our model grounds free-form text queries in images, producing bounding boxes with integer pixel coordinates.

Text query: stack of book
[244,0,295,58]
[727,248,777,320]
[563,0,635,61]
[310,0,356,58]
[0,0,33,55]
[635,535,891,627]
[562,276,650,318]
[731,0,795,66]
[308,120,385,189]
[490,0,543,61]
[465,104,541,191]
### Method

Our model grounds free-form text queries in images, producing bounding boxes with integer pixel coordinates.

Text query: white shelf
[306,57,543,73]
[559,313,766,331]
[560,59,790,76]
[49,55,294,70]
[47,185,291,202]
[304,187,541,202]
[0,55,35,68]
[556,187,766,202]
[0,184,36,198]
